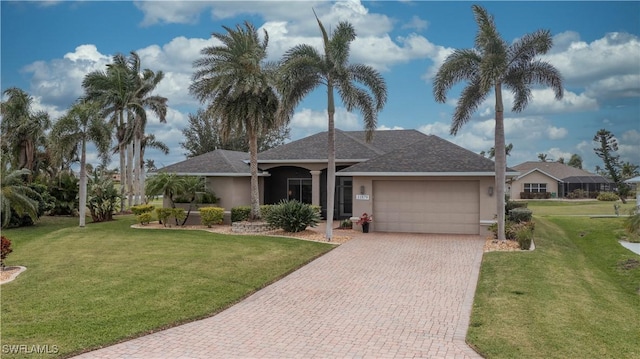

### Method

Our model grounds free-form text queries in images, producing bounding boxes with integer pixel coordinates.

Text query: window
[524,183,547,193]
[287,179,312,204]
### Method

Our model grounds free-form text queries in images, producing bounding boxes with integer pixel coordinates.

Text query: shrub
[131,204,155,215]
[505,200,527,215]
[137,212,153,225]
[509,207,533,223]
[260,205,274,219]
[519,192,551,199]
[340,219,352,229]
[597,192,619,201]
[87,174,120,222]
[515,224,534,250]
[200,207,224,227]
[156,208,173,226]
[264,199,321,232]
[1,236,12,268]
[231,206,251,222]
[48,172,79,216]
[490,220,535,241]
[172,208,186,225]
[625,208,640,236]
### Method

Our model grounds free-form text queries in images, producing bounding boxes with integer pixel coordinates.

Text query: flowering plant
[356,212,373,225]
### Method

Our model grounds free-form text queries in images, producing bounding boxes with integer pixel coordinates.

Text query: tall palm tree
[538,153,548,162]
[50,99,111,227]
[621,161,639,179]
[128,59,168,206]
[433,5,563,240]
[83,53,138,212]
[0,87,51,174]
[279,12,387,240]
[1,167,38,228]
[190,21,286,221]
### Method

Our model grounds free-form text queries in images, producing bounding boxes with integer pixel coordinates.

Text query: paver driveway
[75,232,485,359]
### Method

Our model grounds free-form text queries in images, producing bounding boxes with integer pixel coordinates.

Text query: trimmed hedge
[131,204,155,215]
[136,212,153,225]
[200,207,224,227]
[597,192,619,201]
[519,192,551,199]
[231,205,274,222]
[509,207,533,223]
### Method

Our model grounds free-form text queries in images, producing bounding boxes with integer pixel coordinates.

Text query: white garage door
[372,180,480,234]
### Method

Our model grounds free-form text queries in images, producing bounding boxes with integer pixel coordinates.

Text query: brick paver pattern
[75,232,485,359]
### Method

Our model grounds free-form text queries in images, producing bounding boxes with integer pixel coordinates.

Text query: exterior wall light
[488,186,494,196]
[360,185,365,194]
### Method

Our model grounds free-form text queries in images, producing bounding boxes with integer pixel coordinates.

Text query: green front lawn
[525,199,636,216]
[1,216,335,358]
[468,211,640,358]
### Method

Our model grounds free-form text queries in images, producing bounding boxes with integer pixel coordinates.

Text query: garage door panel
[373,180,479,234]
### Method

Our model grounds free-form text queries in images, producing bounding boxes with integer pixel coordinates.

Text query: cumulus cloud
[619,129,640,164]
[402,16,428,32]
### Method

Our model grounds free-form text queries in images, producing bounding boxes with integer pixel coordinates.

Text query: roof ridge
[340,129,385,156]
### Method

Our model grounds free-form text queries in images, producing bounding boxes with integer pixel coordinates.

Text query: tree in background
[537,153,548,162]
[433,5,563,240]
[1,168,38,228]
[280,12,387,240]
[556,157,565,164]
[593,129,629,202]
[0,88,51,175]
[180,109,290,158]
[568,154,583,169]
[481,143,513,159]
[191,21,286,221]
[621,161,639,179]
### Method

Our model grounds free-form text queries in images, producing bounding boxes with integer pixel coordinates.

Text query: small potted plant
[357,212,372,233]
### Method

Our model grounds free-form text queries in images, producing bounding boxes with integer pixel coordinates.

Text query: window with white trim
[524,183,547,193]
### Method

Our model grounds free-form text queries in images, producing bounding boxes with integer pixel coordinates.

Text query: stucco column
[310,170,321,206]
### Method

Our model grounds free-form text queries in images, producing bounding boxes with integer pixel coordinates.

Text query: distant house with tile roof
[156,129,518,235]
[509,161,612,199]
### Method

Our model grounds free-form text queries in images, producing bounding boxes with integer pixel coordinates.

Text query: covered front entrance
[372,180,480,234]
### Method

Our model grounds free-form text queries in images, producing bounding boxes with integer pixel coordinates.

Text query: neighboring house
[509,161,612,199]
[156,129,517,235]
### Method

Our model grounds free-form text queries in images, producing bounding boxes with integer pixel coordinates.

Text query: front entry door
[337,177,353,218]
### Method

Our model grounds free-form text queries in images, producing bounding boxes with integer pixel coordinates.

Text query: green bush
[519,192,551,199]
[260,205,274,219]
[231,206,251,222]
[48,172,79,216]
[505,200,528,215]
[155,208,173,226]
[489,220,535,241]
[515,224,534,250]
[200,207,224,227]
[264,199,320,233]
[509,207,533,223]
[131,204,155,215]
[172,208,186,224]
[87,174,120,222]
[597,192,619,201]
[340,219,353,229]
[136,212,153,225]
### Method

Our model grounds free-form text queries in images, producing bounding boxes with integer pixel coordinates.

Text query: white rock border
[1,266,27,285]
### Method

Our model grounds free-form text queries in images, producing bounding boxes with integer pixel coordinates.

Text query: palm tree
[279,12,387,240]
[488,143,513,159]
[145,172,185,208]
[127,57,168,206]
[433,5,563,240]
[83,53,138,212]
[0,87,51,174]
[50,99,111,227]
[190,21,285,221]
[621,161,639,179]
[1,167,38,228]
[538,153,548,162]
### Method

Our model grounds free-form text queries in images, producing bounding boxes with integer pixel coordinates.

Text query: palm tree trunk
[325,84,336,241]
[79,138,88,227]
[119,143,126,213]
[494,83,506,241]
[127,143,134,208]
[133,135,141,206]
[140,144,147,204]
[249,129,261,221]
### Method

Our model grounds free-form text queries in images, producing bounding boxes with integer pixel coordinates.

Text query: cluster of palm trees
[1,52,169,228]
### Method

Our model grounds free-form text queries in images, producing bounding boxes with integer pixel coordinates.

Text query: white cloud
[546,148,572,162]
[619,129,640,164]
[378,125,405,131]
[402,16,428,32]
[547,126,568,140]
[290,107,359,131]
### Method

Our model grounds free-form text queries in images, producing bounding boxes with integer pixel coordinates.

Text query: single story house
[157,129,517,235]
[509,161,612,199]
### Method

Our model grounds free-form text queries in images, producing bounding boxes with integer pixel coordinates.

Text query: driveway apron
[75,233,485,358]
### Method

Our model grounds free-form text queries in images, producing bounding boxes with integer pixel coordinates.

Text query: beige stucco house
[509,161,612,199]
[157,129,517,235]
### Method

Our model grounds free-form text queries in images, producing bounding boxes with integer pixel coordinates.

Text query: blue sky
[2,1,639,172]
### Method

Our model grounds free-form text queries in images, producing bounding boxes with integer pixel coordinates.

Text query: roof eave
[149,172,270,177]
[337,171,519,177]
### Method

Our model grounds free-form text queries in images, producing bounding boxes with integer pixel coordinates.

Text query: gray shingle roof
[157,149,252,175]
[338,135,510,174]
[258,129,429,161]
[513,161,607,182]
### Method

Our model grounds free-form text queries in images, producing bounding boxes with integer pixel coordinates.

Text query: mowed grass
[468,209,640,358]
[525,199,636,216]
[1,216,335,358]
